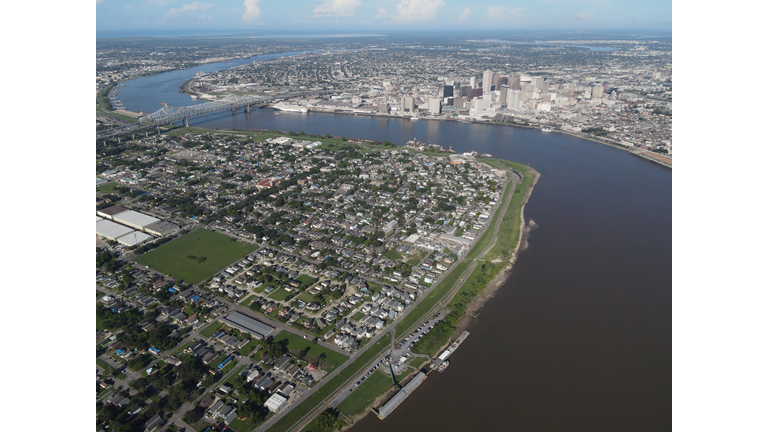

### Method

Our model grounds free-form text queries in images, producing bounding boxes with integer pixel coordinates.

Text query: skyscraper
[470,76,476,88]
[508,75,521,90]
[443,86,454,98]
[592,85,604,99]
[483,70,495,93]
[428,97,441,115]
[499,85,509,105]
[401,96,415,112]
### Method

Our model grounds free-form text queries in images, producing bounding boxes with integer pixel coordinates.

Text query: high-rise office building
[507,89,521,110]
[428,97,442,115]
[483,70,495,93]
[401,96,415,112]
[443,86,454,98]
[470,76,476,88]
[499,85,509,105]
[469,88,483,100]
[532,76,544,90]
[592,85,604,99]
[508,75,521,90]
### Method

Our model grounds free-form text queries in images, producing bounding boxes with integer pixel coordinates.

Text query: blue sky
[96,0,671,32]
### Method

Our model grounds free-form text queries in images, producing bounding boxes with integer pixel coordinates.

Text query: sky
[96,0,671,33]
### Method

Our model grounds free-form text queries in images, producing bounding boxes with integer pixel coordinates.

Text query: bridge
[96,90,335,141]
[138,90,335,126]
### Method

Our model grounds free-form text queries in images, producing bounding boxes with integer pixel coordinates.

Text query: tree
[182,407,203,424]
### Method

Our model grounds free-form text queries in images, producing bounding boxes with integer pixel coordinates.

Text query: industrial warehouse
[96,205,178,246]
[220,311,275,340]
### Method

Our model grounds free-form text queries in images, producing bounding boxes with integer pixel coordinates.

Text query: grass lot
[97,358,115,374]
[97,182,119,194]
[272,331,348,371]
[228,416,264,432]
[265,334,390,432]
[240,294,257,306]
[267,287,297,302]
[295,274,317,286]
[224,364,247,387]
[199,321,225,338]
[337,370,393,417]
[238,338,260,356]
[351,312,364,321]
[406,251,427,267]
[295,292,315,304]
[134,229,256,285]
[96,315,104,332]
[383,250,403,261]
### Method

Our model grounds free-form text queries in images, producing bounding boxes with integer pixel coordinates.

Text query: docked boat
[272,102,308,113]
[542,128,552,133]
[437,360,450,373]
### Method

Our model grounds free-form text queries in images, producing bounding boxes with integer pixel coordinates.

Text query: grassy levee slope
[394,260,471,339]
[412,160,535,357]
[135,228,256,285]
[265,334,390,432]
[337,370,393,417]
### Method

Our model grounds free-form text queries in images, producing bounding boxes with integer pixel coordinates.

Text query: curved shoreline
[454,169,540,335]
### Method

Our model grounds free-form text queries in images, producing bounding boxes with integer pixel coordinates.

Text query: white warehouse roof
[117,231,153,246]
[97,219,135,240]
[265,393,288,413]
[112,210,160,229]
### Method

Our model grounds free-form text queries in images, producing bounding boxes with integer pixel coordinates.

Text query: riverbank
[454,169,540,335]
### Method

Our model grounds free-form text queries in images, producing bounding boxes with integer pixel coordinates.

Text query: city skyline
[96,0,671,33]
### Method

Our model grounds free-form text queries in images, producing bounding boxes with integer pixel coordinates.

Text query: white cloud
[392,0,445,23]
[199,13,212,19]
[168,2,214,16]
[242,0,262,21]
[458,7,470,22]
[485,6,525,22]
[313,0,362,17]
[124,3,134,9]
[96,0,104,4]
[147,0,172,5]
[377,8,389,19]
[573,11,596,21]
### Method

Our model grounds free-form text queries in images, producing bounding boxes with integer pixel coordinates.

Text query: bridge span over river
[96,90,335,141]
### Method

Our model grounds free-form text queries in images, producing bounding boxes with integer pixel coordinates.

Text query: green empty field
[134,229,256,285]
[337,370,393,417]
[267,287,296,302]
[272,331,348,371]
[97,182,118,194]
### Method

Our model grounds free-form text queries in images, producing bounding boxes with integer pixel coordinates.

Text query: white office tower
[483,70,495,93]
[470,76,476,88]
[592,85,604,99]
[507,89,522,110]
[428,97,442,115]
[470,96,495,118]
[532,76,544,90]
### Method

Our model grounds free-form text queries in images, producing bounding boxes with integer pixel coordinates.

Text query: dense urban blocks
[134,228,256,285]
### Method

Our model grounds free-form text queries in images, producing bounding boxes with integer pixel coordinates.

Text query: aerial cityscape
[95,3,672,432]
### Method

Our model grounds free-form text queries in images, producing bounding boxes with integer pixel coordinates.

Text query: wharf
[373,372,427,420]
